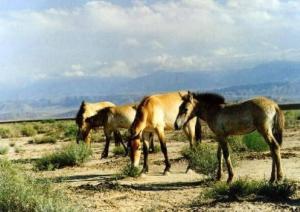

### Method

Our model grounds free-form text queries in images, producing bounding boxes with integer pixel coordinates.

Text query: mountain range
[1,61,300,120]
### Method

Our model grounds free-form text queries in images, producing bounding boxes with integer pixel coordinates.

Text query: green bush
[31,136,57,144]
[112,146,126,156]
[182,144,218,176]
[35,143,92,171]
[20,125,37,137]
[204,178,297,201]
[0,146,9,155]
[0,159,79,212]
[0,128,12,138]
[152,144,161,153]
[121,164,141,178]
[242,131,269,152]
[64,124,78,139]
[228,136,247,152]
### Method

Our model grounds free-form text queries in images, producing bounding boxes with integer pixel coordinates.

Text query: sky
[1,0,300,86]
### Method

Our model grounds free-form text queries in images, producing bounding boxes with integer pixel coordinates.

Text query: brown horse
[130,91,202,174]
[175,91,285,183]
[84,104,154,158]
[76,101,119,146]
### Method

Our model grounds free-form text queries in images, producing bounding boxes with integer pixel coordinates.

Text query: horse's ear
[178,92,184,99]
[132,105,138,110]
[81,100,86,106]
[187,91,193,102]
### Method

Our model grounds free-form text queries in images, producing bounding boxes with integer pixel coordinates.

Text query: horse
[129,91,202,175]
[75,101,122,147]
[175,91,285,183]
[84,104,154,158]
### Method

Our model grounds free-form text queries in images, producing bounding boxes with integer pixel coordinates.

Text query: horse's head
[76,101,87,144]
[175,91,198,130]
[129,129,142,167]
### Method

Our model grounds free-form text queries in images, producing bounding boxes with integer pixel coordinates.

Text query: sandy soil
[1,128,300,212]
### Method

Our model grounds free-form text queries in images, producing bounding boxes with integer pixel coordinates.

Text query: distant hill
[1,61,300,120]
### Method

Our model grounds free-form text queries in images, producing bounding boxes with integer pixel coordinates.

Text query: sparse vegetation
[0,146,9,155]
[112,146,126,156]
[202,178,297,201]
[228,136,248,152]
[181,144,218,176]
[284,110,300,128]
[243,131,269,152]
[121,164,142,178]
[64,124,78,140]
[30,135,57,144]
[14,146,24,153]
[151,144,161,153]
[9,141,16,147]
[35,143,92,171]
[0,159,79,212]
[20,125,37,137]
[0,128,12,138]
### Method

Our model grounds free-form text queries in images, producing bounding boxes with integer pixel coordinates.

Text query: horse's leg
[113,130,128,155]
[142,138,149,173]
[101,128,112,159]
[219,137,234,183]
[183,124,195,148]
[156,127,171,175]
[216,143,223,181]
[259,129,283,182]
[149,132,155,153]
[113,130,121,147]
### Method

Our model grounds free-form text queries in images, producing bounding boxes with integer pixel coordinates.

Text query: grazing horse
[175,91,285,183]
[129,91,202,174]
[84,104,154,158]
[76,101,121,146]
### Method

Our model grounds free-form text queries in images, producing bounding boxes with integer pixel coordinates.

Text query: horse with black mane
[175,91,284,183]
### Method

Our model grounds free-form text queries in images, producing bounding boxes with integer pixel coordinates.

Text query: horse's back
[139,91,187,129]
[109,103,136,128]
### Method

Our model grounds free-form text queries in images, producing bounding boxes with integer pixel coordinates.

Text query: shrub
[204,178,297,201]
[30,136,57,144]
[35,143,92,171]
[182,144,218,176]
[0,146,9,155]
[152,144,161,153]
[121,164,141,178]
[14,146,24,153]
[242,131,269,152]
[64,124,78,139]
[257,180,297,200]
[228,136,247,152]
[112,146,126,156]
[0,128,12,138]
[0,159,79,212]
[9,141,16,147]
[20,125,37,137]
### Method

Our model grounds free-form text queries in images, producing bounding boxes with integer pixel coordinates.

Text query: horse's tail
[195,117,202,143]
[273,107,285,146]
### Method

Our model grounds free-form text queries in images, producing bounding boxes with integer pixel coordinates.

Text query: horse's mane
[193,92,225,105]
[75,101,86,126]
[130,96,150,135]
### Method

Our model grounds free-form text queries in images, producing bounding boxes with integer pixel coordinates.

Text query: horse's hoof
[140,173,147,178]
[163,171,170,176]
[100,154,108,159]
[226,177,233,184]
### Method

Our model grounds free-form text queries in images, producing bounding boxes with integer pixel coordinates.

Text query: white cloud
[1,0,300,84]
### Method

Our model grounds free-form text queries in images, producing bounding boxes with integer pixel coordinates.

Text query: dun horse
[76,101,122,148]
[130,91,202,174]
[175,91,285,183]
[84,104,154,158]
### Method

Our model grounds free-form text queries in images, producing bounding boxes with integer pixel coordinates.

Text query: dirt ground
[1,128,300,212]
